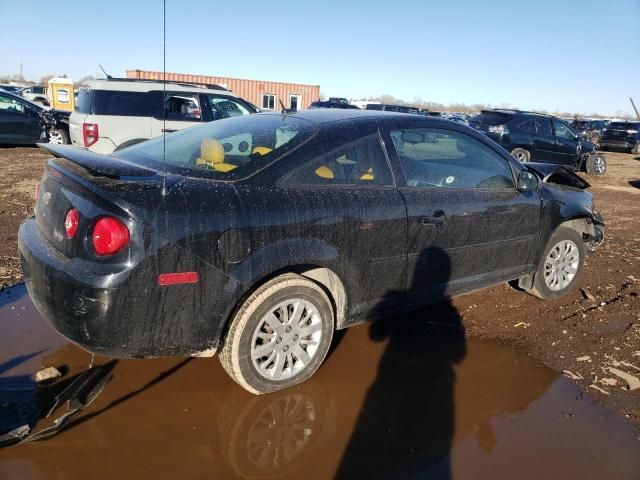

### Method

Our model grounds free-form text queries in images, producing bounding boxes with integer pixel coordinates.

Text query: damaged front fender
[525,163,591,190]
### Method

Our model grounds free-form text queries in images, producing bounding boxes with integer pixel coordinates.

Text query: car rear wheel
[511,148,531,162]
[48,128,69,145]
[528,227,585,300]
[585,154,606,175]
[219,273,334,395]
[632,143,640,155]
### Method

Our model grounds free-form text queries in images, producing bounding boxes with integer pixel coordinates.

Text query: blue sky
[1,0,638,116]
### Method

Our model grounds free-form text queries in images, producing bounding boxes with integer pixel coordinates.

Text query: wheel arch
[219,263,348,350]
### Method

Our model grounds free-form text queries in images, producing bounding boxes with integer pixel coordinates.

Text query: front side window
[553,120,577,140]
[390,128,514,190]
[262,94,276,110]
[203,94,254,121]
[163,93,201,122]
[0,93,27,114]
[116,114,318,181]
[286,134,393,186]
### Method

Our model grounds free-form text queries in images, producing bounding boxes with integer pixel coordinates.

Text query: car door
[381,121,540,305]
[276,129,408,322]
[150,91,203,137]
[531,117,560,162]
[0,93,42,144]
[552,119,581,166]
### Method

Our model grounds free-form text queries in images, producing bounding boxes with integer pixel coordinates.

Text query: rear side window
[535,118,553,136]
[116,114,318,181]
[75,89,94,113]
[92,90,159,116]
[77,90,162,116]
[469,112,512,126]
[286,134,393,187]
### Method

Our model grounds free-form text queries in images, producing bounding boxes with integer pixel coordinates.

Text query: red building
[127,69,320,111]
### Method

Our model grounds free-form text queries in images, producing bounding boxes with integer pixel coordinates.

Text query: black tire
[48,128,69,145]
[219,273,334,395]
[511,148,531,162]
[528,226,585,300]
[585,154,606,175]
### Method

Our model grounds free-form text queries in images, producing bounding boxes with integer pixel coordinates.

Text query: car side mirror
[517,170,539,191]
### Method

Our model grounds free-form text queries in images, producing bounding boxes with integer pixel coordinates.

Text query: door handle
[162,129,177,133]
[419,210,447,226]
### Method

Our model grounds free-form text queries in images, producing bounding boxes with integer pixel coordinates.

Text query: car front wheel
[511,148,531,162]
[528,227,585,300]
[219,273,334,395]
[48,128,69,145]
[586,154,606,175]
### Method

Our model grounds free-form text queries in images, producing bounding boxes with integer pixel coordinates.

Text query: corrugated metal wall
[126,70,320,110]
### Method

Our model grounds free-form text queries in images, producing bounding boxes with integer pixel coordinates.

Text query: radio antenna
[160,0,168,196]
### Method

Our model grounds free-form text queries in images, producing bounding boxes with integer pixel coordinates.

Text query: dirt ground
[0,145,638,425]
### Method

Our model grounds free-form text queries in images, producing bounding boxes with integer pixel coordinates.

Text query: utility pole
[19,61,23,81]
[630,97,640,120]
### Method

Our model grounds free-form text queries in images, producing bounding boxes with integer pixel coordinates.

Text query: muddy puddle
[0,283,639,479]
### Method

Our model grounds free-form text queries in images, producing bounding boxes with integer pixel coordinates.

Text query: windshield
[115,114,318,181]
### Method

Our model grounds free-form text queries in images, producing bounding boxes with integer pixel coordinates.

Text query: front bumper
[584,212,605,252]
[18,218,238,358]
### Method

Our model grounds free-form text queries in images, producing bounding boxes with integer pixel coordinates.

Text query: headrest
[196,138,225,168]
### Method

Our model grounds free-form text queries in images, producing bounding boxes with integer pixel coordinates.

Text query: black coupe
[19,110,604,394]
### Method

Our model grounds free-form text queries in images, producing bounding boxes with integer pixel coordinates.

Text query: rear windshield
[608,122,640,130]
[115,114,318,181]
[469,112,512,126]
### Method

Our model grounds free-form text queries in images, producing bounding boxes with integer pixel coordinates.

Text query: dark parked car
[599,121,640,154]
[308,99,360,109]
[19,110,603,394]
[569,119,608,145]
[469,110,606,174]
[0,90,70,145]
[366,103,420,114]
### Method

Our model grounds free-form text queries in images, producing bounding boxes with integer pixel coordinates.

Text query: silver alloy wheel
[512,150,529,162]
[48,130,64,145]
[593,156,606,174]
[251,298,322,381]
[544,240,579,291]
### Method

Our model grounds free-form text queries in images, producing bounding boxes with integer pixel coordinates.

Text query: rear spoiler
[525,163,590,190]
[38,144,156,179]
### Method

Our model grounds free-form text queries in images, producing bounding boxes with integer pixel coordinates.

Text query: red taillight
[34,182,41,200]
[82,123,99,148]
[92,217,129,256]
[65,209,79,238]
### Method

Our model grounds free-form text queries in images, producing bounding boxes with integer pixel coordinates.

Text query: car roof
[272,108,447,125]
[79,78,242,98]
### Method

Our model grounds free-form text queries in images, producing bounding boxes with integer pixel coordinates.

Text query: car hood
[525,163,591,190]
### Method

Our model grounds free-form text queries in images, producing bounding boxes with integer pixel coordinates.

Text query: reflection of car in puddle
[219,388,327,478]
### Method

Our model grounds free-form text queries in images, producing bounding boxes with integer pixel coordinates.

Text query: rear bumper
[19,217,240,358]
